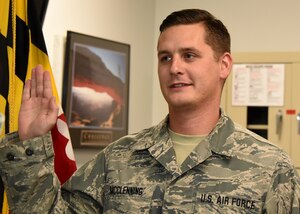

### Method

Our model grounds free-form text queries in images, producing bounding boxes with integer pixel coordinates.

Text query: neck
[168,104,220,135]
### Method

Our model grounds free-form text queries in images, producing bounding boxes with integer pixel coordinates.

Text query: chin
[168,99,194,108]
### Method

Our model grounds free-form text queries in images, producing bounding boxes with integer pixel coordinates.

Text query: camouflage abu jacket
[0,111,299,213]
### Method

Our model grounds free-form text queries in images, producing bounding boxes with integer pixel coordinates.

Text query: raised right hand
[18,65,59,140]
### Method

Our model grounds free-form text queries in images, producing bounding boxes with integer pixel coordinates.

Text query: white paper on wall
[232,64,285,106]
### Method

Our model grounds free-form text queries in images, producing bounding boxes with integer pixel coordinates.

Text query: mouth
[170,83,192,88]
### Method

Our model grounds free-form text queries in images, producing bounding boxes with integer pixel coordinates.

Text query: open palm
[18,65,58,140]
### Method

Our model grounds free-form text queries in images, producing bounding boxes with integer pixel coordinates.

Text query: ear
[219,52,233,80]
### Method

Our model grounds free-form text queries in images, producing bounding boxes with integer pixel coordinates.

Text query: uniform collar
[178,110,235,174]
[130,115,170,151]
[130,109,236,177]
[205,110,235,157]
[132,109,235,157]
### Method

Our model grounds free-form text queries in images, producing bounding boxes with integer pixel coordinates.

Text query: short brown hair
[160,9,231,58]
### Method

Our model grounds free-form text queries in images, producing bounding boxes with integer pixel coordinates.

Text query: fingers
[22,79,31,102]
[31,65,43,97]
[30,67,37,97]
[43,70,53,99]
[30,65,53,98]
[35,65,44,97]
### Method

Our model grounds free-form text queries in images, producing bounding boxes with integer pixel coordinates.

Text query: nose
[170,56,183,75]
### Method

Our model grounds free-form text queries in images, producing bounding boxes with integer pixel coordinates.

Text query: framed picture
[62,31,130,148]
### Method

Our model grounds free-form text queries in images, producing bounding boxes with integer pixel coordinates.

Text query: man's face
[157,23,231,111]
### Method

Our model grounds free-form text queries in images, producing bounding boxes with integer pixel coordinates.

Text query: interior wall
[43,0,155,166]
[152,0,300,125]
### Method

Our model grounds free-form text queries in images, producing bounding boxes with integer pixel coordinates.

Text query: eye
[159,55,172,62]
[184,52,196,60]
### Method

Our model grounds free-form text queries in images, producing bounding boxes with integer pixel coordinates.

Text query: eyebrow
[180,47,201,54]
[157,47,201,56]
[157,50,169,56]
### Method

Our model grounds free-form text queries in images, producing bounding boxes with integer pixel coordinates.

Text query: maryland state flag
[0,0,77,213]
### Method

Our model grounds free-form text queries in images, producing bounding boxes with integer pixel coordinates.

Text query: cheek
[193,70,219,90]
[157,67,168,83]
[157,72,166,91]
[199,66,220,82]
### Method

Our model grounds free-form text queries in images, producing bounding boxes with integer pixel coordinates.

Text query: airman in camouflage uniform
[0,110,299,213]
[0,8,300,214]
